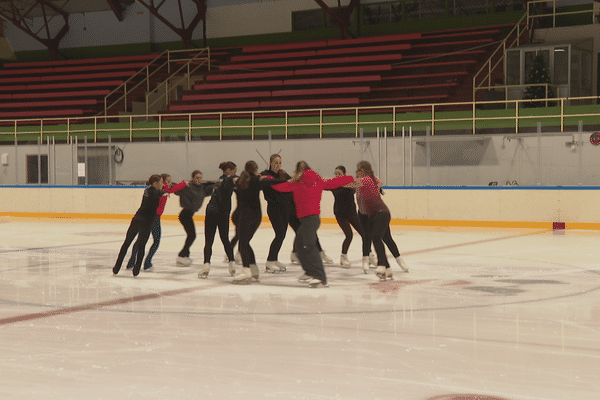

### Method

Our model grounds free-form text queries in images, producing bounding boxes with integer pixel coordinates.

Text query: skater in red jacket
[272,161,353,287]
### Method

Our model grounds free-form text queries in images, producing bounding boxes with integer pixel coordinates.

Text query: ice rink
[0,216,598,400]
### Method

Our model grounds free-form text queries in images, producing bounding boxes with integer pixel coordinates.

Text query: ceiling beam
[313,0,361,39]
[0,0,70,60]
[134,0,206,49]
[105,0,124,21]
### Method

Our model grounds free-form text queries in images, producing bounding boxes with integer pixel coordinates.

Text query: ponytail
[238,160,258,189]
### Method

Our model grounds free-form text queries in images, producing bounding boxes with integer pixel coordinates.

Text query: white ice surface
[0,218,599,400]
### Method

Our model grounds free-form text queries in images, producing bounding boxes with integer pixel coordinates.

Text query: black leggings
[114,215,153,274]
[145,216,161,265]
[230,208,239,250]
[358,212,400,259]
[266,203,292,261]
[267,203,324,260]
[204,209,234,264]
[178,209,196,258]
[335,210,367,256]
[237,208,262,267]
[359,212,392,268]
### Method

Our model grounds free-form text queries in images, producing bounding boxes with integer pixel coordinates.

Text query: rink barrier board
[1,185,600,230]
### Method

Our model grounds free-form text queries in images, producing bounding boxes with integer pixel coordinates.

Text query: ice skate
[308,278,329,288]
[274,260,286,272]
[290,252,300,264]
[340,254,351,268]
[297,273,311,283]
[232,267,252,284]
[143,262,153,271]
[234,250,243,265]
[362,256,370,274]
[265,261,281,274]
[112,265,121,275]
[177,256,192,266]
[396,256,409,272]
[198,263,210,279]
[375,265,387,281]
[232,264,259,284]
[369,252,376,267]
[385,268,393,280]
[320,251,334,264]
[228,261,236,276]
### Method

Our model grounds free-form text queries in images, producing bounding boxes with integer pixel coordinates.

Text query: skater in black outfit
[261,154,333,272]
[113,174,166,277]
[199,161,238,278]
[127,173,187,271]
[329,165,370,271]
[232,160,285,283]
[175,170,215,266]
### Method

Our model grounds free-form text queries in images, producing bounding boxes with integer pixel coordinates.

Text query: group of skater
[112,154,408,287]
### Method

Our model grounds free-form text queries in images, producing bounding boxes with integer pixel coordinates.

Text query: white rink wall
[1,186,600,229]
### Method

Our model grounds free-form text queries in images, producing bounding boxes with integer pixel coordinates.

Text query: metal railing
[144,48,211,115]
[103,48,211,116]
[474,0,598,101]
[473,11,531,100]
[1,96,598,144]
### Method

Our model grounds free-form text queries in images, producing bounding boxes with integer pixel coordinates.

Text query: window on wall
[506,50,521,85]
[293,10,324,31]
[363,2,403,25]
[325,7,355,28]
[554,46,569,85]
[26,155,48,184]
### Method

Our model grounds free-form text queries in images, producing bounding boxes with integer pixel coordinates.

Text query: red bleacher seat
[316,43,409,56]
[242,41,328,54]
[0,109,84,118]
[259,98,359,108]
[305,54,403,66]
[283,75,381,86]
[182,91,271,101]
[271,87,370,97]
[169,102,260,112]
[194,80,283,91]
[207,70,293,81]
[294,65,391,76]
[326,33,421,47]
[12,90,110,99]
[231,50,317,62]
[0,99,98,108]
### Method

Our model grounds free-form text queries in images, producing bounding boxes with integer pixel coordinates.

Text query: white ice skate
[198,263,210,279]
[340,254,351,268]
[228,261,236,276]
[369,252,376,267]
[362,256,370,274]
[396,256,409,272]
[320,251,334,264]
[177,256,192,266]
[307,278,329,288]
[232,264,260,284]
[290,252,300,264]
[375,265,388,281]
[297,273,311,283]
[265,261,281,274]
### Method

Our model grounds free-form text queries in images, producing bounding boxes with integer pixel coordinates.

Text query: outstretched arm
[323,175,354,190]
